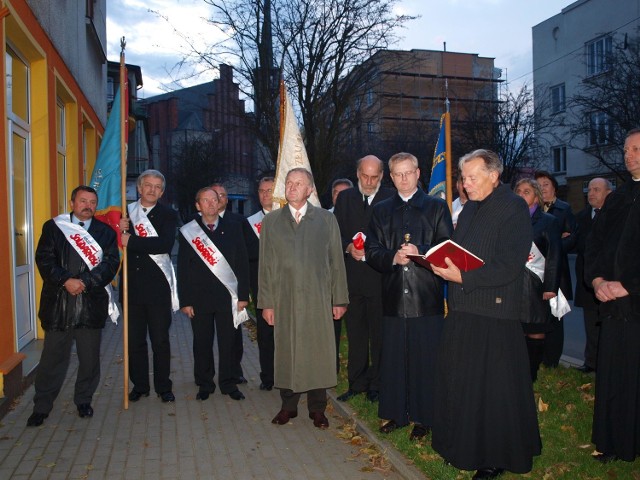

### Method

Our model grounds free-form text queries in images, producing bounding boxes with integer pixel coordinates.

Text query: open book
[407,239,484,272]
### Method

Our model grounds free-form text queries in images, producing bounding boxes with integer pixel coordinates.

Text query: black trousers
[280,388,327,413]
[190,308,240,394]
[33,328,102,414]
[128,301,173,394]
[334,318,342,373]
[583,308,601,369]
[234,326,244,378]
[543,317,564,367]
[344,293,383,392]
[256,308,274,385]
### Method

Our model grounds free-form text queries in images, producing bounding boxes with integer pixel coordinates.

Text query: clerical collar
[398,189,418,202]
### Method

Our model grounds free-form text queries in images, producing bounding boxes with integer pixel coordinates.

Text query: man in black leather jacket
[366,152,453,441]
[27,186,119,427]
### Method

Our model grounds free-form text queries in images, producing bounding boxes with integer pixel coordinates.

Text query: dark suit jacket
[546,198,577,300]
[334,187,394,296]
[531,207,562,294]
[122,202,177,304]
[177,215,250,314]
[574,206,599,309]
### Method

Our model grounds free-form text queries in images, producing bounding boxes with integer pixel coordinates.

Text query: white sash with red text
[179,220,249,328]
[53,214,119,323]
[128,201,179,312]
[247,210,265,239]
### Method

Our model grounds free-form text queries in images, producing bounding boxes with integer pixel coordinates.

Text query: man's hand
[543,291,557,301]
[393,243,418,266]
[593,278,629,302]
[431,257,462,284]
[346,243,365,261]
[333,306,347,320]
[118,217,130,232]
[64,278,86,296]
[263,308,275,326]
[237,301,248,312]
[181,306,195,319]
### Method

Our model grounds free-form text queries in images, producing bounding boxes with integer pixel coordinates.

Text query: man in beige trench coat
[258,167,349,429]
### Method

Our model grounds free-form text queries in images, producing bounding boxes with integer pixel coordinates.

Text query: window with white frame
[586,36,613,76]
[551,145,566,173]
[551,84,565,113]
[589,111,612,146]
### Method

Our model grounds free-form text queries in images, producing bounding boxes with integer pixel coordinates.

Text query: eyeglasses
[390,169,417,180]
[258,189,273,194]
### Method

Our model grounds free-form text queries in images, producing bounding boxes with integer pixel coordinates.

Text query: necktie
[207,223,215,232]
[295,211,301,224]
[142,207,147,213]
[78,222,85,228]
[363,195,369,209]
[593,208,600,219]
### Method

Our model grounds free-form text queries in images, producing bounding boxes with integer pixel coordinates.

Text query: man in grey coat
[258,168,349,429]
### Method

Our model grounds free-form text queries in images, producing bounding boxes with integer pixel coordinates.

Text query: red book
[407,239,484,272]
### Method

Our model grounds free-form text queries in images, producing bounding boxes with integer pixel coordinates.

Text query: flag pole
[444,85,452,212]
[119,37,130,410]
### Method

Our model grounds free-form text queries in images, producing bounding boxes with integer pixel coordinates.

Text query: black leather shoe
[366,390,379,402]
[196,390,210,401]
[472,468,505,479]
[574,364,595,373]
[379,420,399,434]
[409,423,430,441]
[337,389,361,401]
[593,452,618,463]
[158,391,175,403]
[259,382,273,391]
[26,412,48,427]
[226,389,245,401]
[128,390,150,402]
[77,404,94,418]
[236,376,248,384]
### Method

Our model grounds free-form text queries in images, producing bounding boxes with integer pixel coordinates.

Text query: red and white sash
[179,220,249,328]
[53,214,119,323]
[128,201,179,312]
[247,210,266,238]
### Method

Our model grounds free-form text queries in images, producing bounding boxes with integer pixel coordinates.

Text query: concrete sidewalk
[0,314,422,479]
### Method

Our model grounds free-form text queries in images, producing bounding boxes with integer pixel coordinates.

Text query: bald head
[587,177,612,210]
[357,155,384,196]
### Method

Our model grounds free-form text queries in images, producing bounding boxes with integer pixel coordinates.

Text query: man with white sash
[120,170,178,403]
[27,186,119,427]
[178,187,250,401]
[210,182,258,385]
[246,176,275,391]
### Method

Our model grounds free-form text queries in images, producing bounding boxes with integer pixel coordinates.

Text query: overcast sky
[106,0,569,100]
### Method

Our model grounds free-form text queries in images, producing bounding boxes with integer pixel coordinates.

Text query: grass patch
[336,331,640,479]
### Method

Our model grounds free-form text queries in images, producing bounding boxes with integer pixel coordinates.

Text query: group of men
[25,129,640,471]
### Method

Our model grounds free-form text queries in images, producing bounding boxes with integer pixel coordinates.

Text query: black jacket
[574,205,600,309]
[365,189,453,317]
[36,216,119,331]
[177,215,250,313]
[334,186,394,296]
[521,207,562,323]
[585,180,640,321]
[450,184,533,320]
[122,202,177,304]
[546,198,577,300]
